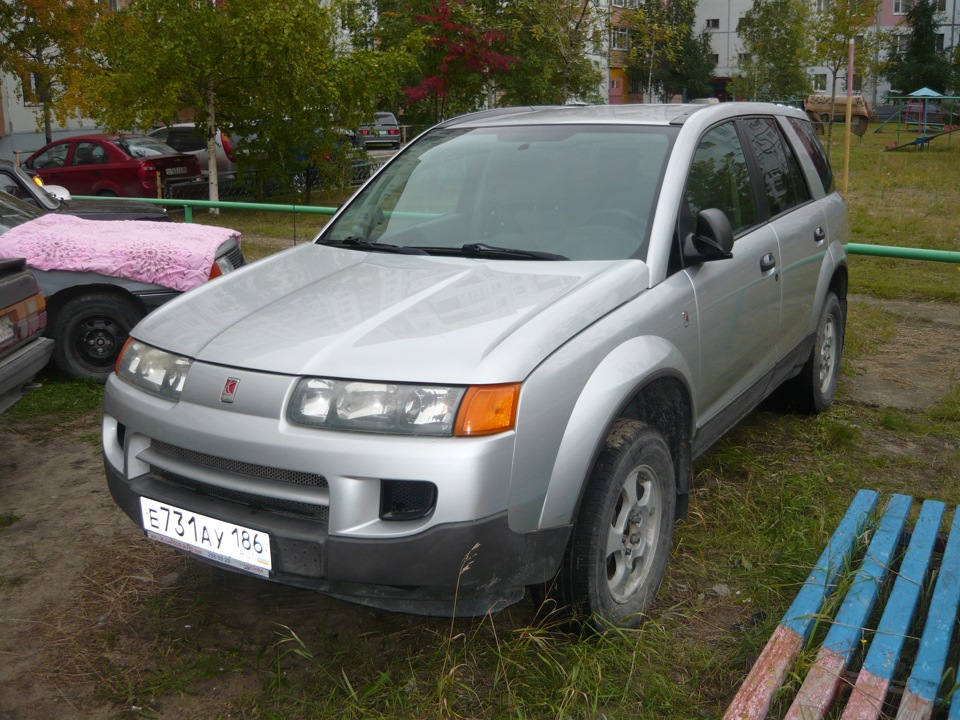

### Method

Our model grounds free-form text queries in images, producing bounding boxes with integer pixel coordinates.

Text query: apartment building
[695,0,959,105]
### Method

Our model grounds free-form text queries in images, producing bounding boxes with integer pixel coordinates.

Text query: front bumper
[102,370,570,616]
[104,458,569,616]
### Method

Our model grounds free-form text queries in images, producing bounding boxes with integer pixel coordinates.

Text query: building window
[895,33,909,52]
[612,27,630,51]
[817,0,830,11]
[894,0,911,15]
[706,18,720,28]
[709,53,719,65]
[813,73,827,91]
[738,52,750,62]
[612,0,641,6]
[935,0,946,9]
[936,33,945,52]
[629,79,643,94]
[611,79,621,90]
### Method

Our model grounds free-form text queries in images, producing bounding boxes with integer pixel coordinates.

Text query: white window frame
[612,27,630,51]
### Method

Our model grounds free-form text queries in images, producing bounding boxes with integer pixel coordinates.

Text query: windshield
[319,124,675,261]
[0,191,45,233]
[16,165,60,210]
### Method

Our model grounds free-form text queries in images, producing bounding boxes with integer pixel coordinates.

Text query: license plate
[140,497,272,576]
[165,166,188,176]
[0,315,13,344]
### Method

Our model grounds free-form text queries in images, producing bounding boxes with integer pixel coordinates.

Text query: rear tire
[557,419,676,629]
[51,293,143,383]
[781,291,844,414]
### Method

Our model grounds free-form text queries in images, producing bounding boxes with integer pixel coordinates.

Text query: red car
[23,134,203,199]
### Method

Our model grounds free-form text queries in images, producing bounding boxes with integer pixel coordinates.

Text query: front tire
[51,293,143,383]
[559,419,676,629]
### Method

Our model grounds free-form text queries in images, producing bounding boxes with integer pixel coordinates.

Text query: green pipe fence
[846,243,960,264]
[72,197,959,266]
[74,196,338,223]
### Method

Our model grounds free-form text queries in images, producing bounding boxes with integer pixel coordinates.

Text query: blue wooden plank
[860,500,945,682]
[903,507,960,704]
[821,494,912,662]
[782,489,880,641]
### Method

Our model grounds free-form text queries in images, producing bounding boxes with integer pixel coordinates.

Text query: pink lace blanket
[0,214,241,292]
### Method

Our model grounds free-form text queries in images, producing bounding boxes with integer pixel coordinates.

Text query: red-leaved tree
[404,0,517,122]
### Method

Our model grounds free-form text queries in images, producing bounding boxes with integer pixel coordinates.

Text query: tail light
[209,262,222,280]
[138,162,159,187]
[188,155,201,176]
[388,129,399,135]
[360,129,370,136]
[221,132,235,163]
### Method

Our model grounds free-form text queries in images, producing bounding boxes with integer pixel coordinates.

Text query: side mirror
[682,208,734,264]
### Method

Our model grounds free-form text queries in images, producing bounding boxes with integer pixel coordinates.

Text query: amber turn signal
[453,383,520,436]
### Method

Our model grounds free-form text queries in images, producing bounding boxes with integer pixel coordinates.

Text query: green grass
[843,129,960,302]
[3,125,959,719]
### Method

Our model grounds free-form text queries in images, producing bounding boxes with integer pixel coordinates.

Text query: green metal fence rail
[73,196,338,223]
[71,197,960,266]
[847,243,960,264]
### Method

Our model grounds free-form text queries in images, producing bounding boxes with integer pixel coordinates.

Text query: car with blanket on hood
[0,191,244,382]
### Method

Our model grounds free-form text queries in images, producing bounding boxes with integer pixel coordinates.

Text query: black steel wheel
[51,293,143,382]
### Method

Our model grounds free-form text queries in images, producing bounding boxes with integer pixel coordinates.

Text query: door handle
[760,253,776,273]
[814,226,826,242]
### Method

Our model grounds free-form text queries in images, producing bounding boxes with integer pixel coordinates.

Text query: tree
[811,0,880,146]
[624,0,715,103]
[494,0,605,106]
[732,0,813,101]
[884,0,950,94]
[0,0,99,143]
[623,0,690,101]
[401,0,518,123]
[83,0,411,206]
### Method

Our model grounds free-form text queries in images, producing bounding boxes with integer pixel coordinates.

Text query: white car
[102,103,847,627]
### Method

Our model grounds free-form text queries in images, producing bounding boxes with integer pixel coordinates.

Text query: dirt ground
[0,295,958,720]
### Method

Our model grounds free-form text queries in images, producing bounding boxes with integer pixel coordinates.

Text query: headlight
[116,340,192,402]
[215,254,236,275]
[289,379,465,436]
[289,378,520,436]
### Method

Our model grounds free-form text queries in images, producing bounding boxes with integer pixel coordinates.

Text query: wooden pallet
[725,489,960,719]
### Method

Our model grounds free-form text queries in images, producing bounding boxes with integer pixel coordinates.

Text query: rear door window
[786,117,834,194]
[741,116,811,218]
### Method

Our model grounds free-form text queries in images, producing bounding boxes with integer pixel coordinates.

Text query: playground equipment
[804,94,872,136]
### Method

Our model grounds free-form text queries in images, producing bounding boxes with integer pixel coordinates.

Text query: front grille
[151,441,327,488]
[147,441,329,522]
[152,468,329,522]
[225,243,246,268]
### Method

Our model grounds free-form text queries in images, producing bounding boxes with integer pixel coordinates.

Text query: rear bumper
[0,336,54,413]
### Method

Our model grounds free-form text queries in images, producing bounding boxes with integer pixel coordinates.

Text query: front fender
[509,335,694,533]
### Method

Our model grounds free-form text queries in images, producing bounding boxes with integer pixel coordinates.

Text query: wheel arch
[535,336,695,532]
[45,283,147,330]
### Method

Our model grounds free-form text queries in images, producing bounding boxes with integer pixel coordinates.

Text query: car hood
[133,243,649,384]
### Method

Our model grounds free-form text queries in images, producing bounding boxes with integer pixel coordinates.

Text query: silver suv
[102,103,847,627]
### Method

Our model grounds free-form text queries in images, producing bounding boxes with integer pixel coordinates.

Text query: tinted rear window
[787,118,834,194]
[114,137,179,158]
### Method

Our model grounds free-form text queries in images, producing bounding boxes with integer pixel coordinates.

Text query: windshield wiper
[460,243,567,261]
[327,237,428,255]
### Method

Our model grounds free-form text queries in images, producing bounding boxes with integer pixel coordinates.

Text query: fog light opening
[379,480,437,521]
